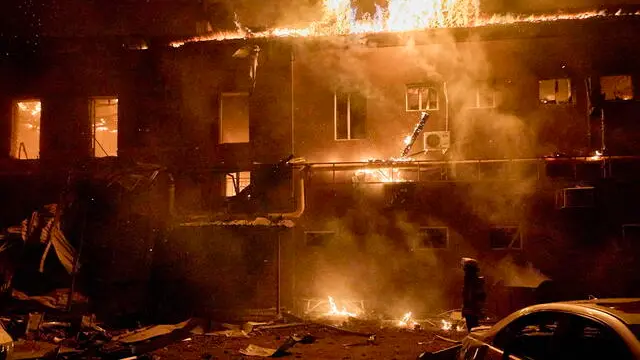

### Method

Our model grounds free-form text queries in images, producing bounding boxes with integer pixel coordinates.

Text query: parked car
[456,298,640,359]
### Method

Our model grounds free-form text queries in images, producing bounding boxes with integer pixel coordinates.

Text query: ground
[153,324,462,360]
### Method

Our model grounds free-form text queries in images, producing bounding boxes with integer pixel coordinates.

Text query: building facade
[2,16,640,318]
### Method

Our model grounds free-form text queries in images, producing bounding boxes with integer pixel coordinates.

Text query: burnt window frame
[304,231,335,247]
[224,171,251,197]
[90,96,119,158]
[11,98,42,160]
[405,84,439,111]
[600,75,635,102]
[538,78,573,105]
[334,91,366,141]
[489,226,523,250]
[219,92,250,144]
[416,227,449,250]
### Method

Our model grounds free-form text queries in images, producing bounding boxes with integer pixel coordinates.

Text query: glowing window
[600,75,634,101]
[417,227,449,249]
[539,79,572,104]
[406,85,438,111]
[335,91,366,140]
[91,97,118,157]
[225,171,250,197]
[11,100,41,159]
[489,227,522,250]
[220,93,249,144]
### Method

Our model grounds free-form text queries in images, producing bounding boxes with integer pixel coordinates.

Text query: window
[417,227,449,249]
[559,315,633,360]
[220,92,249,144]
[493,311,564,360]
[489,227,522,250]
[91,97,118,157]
[335,91,366,140]
[406,85,438,111]
[11,100,41,159]
[225,171,250,197]
[539,78,572,104]
[600,75,634,101]
[468,85,496,109]
[305,231,335,247]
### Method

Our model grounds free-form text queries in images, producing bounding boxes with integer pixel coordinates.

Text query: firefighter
[461,257,486,332]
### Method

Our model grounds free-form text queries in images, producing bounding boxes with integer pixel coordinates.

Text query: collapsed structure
[1,1,640,320]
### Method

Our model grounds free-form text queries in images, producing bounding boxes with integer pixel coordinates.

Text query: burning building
[2,0,640,320]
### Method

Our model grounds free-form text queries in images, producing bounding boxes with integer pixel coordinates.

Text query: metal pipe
[276,232,281,316]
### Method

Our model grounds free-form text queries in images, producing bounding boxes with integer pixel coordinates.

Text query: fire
[440,319,466,332]
[398,311,418,327]
[325,296,358,317]
[355,167,405,183]
[170,0,640,47]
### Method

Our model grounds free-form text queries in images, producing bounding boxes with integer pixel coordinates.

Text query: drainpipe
[268,169,306,219]
[167,172,176,218]
[443,81,450,132]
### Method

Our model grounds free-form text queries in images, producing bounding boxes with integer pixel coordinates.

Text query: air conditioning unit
[424,131,451,152]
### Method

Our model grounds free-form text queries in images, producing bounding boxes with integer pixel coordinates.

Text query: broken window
[539,79,572,104]
[220,92,250,144]
[468,84,496,108]
[11,100,41,159]
[600,75,634,101]
[406,85,438,111]
[225,171,250,197]
[489,227,522,250]
[417,227,449,249]
[335,91,366,140]
[91,97,118,157]
[305,231,335,247]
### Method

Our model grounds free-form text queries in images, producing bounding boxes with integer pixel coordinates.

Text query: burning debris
[326,296,359,318]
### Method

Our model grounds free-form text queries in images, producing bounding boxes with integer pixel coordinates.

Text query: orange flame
[325,296,358,317]
[398,311,418,327]
[170,0,640,47]
[441,319,466,332]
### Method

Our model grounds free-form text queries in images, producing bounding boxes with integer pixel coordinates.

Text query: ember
[440,319,465,332]
[398,312,418,328]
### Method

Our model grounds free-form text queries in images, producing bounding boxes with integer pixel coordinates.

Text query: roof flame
[170,0,640,47]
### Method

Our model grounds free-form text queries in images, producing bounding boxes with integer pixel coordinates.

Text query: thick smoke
[289,6,551,314]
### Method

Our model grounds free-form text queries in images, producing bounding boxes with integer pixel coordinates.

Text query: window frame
[90,96,119,157]
[600,75,634,102]
[416,226,449,250]
[225,171,251,197]
[489,226,523,250]
[405,84,439,112]
[219,92,250,144]
[468,85,497,109]
[11,98,42,160]
[538,78,573,105]
[333,91,366,141]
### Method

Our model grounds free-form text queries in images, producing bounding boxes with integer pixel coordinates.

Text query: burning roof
[169,0,640,47]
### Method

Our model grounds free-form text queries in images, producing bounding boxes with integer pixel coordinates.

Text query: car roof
[562,298,640,325]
